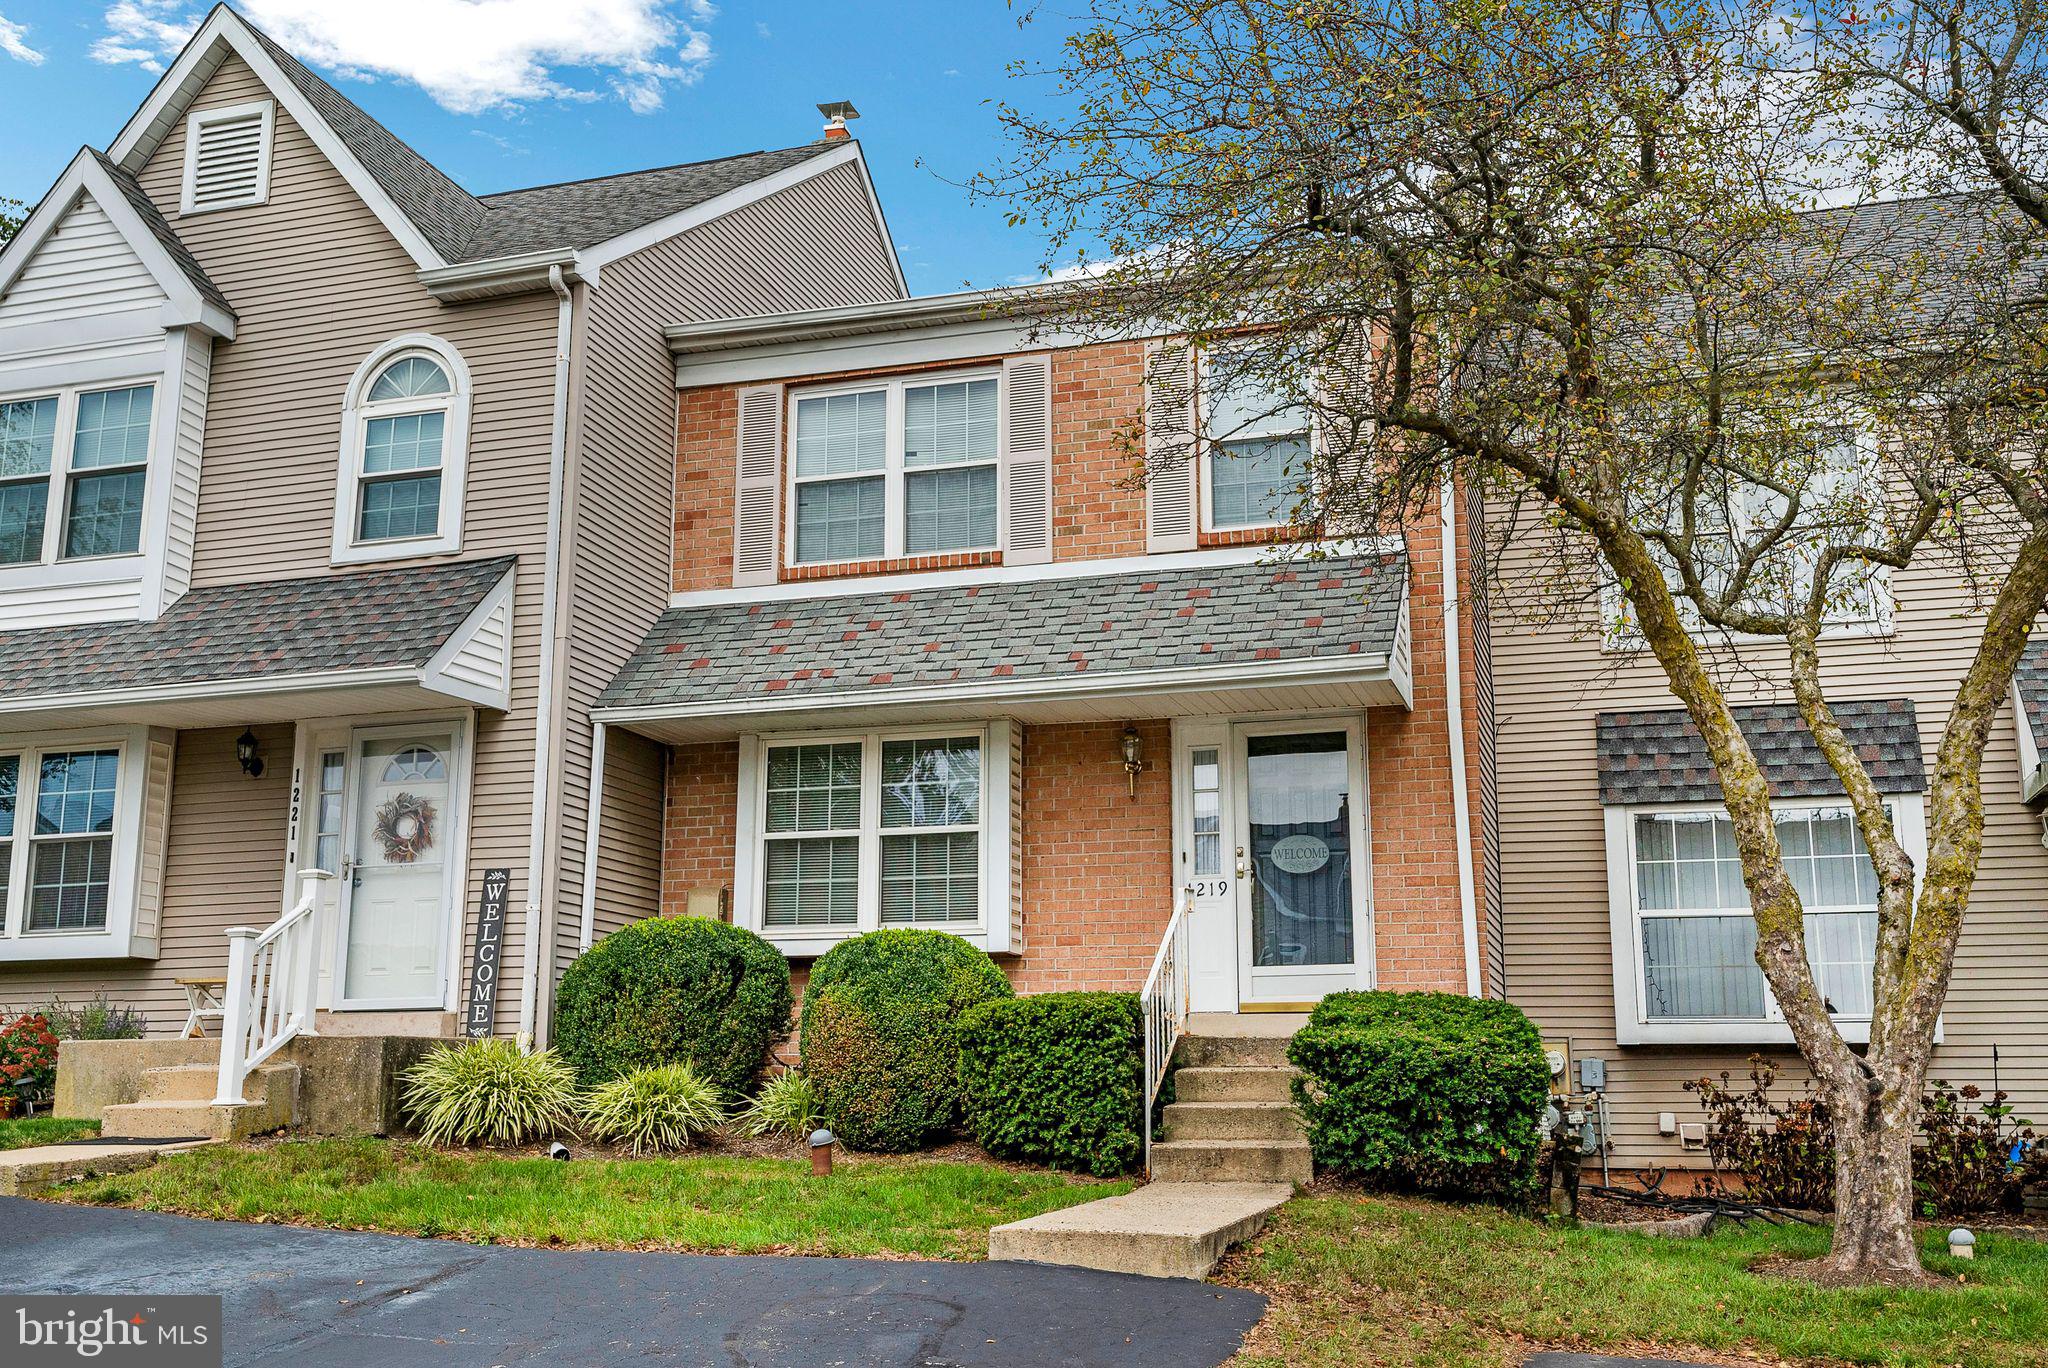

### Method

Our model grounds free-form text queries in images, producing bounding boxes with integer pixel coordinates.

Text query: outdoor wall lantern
[235,728,265,779]
[1121,726,1144,799]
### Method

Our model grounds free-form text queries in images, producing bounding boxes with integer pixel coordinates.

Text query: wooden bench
[174,977,228,1040]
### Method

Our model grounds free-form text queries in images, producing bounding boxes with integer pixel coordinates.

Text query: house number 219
[1187,879,1231,899]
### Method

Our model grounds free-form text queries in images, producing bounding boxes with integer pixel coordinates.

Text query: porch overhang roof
[0,558,516,731]
[594,550,1412,744]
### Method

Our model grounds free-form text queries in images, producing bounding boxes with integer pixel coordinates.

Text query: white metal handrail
[214,870,333,1106]
[1140,886,1193,1177]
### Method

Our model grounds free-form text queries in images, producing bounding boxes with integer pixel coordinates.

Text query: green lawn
[0,1116,98,1150]
[1226,1193,2048,1368]
[57,1137,1130,1260]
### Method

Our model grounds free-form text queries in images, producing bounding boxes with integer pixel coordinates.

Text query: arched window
[332,335,470,563]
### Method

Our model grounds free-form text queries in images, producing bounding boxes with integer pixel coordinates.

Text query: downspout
[1441,474,1483,997]
[577,721,608,951]
[517,264,576,1045]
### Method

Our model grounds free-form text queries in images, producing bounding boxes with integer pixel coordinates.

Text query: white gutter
[517,265,576,1046]
[1441,475,1484,997]
[577,722,608,952]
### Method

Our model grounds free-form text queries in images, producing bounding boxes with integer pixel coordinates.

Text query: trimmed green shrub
[402,1039,581,1147]
[799,929,1013,1152]
[957,992,1142,1176]
[1289,991,1548,1200]
[733,1070,823,1141]
[555,916,792,1097]
[581,1063,726,1154]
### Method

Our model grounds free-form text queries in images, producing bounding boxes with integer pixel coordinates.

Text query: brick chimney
[818,101,859,142]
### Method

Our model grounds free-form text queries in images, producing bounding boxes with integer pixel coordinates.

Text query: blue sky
[0,2,1079,292]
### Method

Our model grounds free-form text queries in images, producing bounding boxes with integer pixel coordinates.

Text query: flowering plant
[0,1012,61,1103]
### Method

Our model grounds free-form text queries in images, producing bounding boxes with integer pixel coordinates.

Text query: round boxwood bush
[957,991,1142,1176]
[554,916,792,1097]
[798,928,1013,1152]
[1288,990,1549,1200]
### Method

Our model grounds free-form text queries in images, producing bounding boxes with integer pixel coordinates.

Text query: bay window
[1610,796,1920,1043]
[0,383,154,568]
[738,724,1013,952]
[788,373,1002,565]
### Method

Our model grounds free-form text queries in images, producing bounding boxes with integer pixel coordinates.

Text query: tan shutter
[1317,321,1375,531]
[1144,339,1199,552]
[732,384,784,587]
[1002,353,1054,565]
[133,729,176,946]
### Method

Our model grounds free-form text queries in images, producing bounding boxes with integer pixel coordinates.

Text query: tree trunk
[1819,1073,1926,1284]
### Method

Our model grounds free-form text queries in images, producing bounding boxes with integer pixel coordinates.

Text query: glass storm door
[1233,723,1368,1006]
[334,726,456,1009]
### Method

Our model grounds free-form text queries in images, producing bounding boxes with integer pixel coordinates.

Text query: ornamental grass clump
[401,1039,580,1148]
[581,1063,726,1155]
[733,1070,823,1141]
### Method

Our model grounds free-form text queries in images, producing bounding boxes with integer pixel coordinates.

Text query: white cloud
[0,12,44,64]
[90,0,719,113]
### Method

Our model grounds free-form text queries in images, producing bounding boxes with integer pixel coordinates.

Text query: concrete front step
[990,1182,1293,1279]
[1150,1138,1314,1185]
[1162,1100,1303,1142]
[101,1062,299,1141]
[1173,1064,1297,1103]
[1174,1034,1292,1069]
[313,1010,458,1038]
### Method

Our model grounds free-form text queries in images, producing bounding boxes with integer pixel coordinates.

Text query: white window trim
[0,378,159,577]
[331,334,471,566]
[1604,792,1927,1046]
[178,99,276,217]
[784,369,1005,569]
[0,725,157,963]
[1197,348,1315,535]
[733,721,1014,957]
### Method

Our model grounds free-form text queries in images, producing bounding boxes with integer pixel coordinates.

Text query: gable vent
[182,102,275,215]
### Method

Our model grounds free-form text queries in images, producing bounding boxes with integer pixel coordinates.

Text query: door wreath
[372,791,437,863]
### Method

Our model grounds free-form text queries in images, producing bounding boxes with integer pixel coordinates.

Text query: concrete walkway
[0,1138,211,1196]
[0,1197,1267,1367]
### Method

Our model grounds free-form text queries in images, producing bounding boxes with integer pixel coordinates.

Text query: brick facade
[649,332,1492,1002]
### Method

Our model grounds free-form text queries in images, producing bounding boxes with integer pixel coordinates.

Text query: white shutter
[1002,353,1054,565]
[1144,339,1199,552]
[732,385,784,587]
[132,729,176,946]
[181,102,274,215]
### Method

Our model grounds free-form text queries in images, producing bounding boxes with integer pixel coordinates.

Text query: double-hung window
[1203,359,1310,531]
[788,373,1001,566]
[743,726,1011,950]
[333,337,470,565]
[0,384,154,568]
[1614,797,1917,1043]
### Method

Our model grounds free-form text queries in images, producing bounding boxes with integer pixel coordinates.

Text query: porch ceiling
[0,558,516,730]
[596,551,1412,744]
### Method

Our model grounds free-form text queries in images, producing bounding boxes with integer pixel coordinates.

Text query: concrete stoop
[100,1062,300,1141]
[990,1182,1294,1280]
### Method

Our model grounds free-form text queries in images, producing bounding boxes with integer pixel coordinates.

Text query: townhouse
[0,5,901,1059]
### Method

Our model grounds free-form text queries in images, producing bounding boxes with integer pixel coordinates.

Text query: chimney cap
[817,101,860,123]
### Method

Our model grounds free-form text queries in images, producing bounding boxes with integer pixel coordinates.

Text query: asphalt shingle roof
[89,149,235,319]
[1596,698,1925,805]
[0,557,513,702]
[2014,638,2048,755]
[248,21,836,265]
[597,552,1410,714]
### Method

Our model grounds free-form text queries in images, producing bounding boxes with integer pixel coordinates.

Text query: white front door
[333,723,460,1010]
[1232,720,1371,1007]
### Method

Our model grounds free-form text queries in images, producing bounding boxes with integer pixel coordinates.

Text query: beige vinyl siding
[1466,491,1506,997]
[0,724,290,1035]
[0,193,165,326]
[161,334,213,603]
[131,54,558,1035]
[1493,528,2048,1167]
[588,729,667,943]
[545,163,905,1015]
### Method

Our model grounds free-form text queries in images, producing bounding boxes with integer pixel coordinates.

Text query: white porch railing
[214,870,333,1107]
[1140,885,1193,1177]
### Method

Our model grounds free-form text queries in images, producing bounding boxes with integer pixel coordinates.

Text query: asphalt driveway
[0,1197,1265,1367]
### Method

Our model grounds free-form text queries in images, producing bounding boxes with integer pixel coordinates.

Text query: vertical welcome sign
[465,867,510,1039]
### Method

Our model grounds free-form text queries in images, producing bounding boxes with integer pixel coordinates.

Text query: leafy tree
[986,0,2048,1284]
[0,197,23,246]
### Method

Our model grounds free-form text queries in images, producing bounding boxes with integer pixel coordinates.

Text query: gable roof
[104,5,899,282]
[0,147,236,338]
